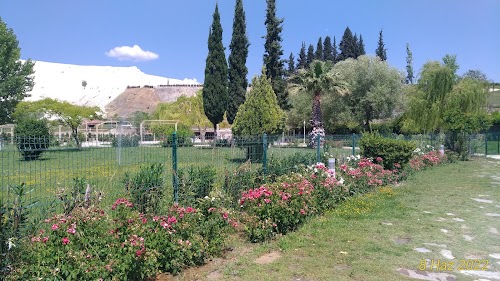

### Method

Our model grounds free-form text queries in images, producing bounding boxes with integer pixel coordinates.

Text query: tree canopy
[0,17,35,124]
[203,4,228,135]
[232,68,285,137]
[263,0,288,110]
[327,55,403,130]
[227,0,249,125]
[14,98,102,147]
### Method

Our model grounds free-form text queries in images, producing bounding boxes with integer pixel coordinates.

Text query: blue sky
[1,0,499,83]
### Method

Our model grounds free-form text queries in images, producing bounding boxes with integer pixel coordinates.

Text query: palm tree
[289,60,349,146]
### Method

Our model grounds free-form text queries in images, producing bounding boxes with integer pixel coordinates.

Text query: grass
[1,143,360,208]
[170,157,500,281]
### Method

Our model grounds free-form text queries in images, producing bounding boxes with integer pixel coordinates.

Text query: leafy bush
[359,133,416,170]
[224,161,262,206]
[14,118,50,160]
[159,125,194,147]
[123,164,165,213]
[239,174,317,242]
[111,134,140,147]
[8,198,235,280]
[264,152,316,181]
[178,165,217,206]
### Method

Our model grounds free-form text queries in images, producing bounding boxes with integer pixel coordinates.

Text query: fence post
[262,133,268,176]
[172,132,178,204]
[352,133,356,156]
[316,134,321,163]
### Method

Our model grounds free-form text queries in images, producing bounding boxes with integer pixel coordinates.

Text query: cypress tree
[405,43,414,84]
[263,0,288,110]
[287,52,295,75]
[339,26,356,61]
[297,42,307,69]
[323,36,333,62]
[202,4,228,136]
[358,34,366,57]
[353,33,359,58]
[315,37,323,60]
[332,36,338,63]
[227,0,249,124]
[306,44,315,66]
[376,29,387,61]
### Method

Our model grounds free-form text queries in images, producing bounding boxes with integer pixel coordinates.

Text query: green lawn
[167,157,500,281]
[1,144,332,208]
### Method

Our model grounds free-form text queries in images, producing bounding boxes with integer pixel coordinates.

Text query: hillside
[25,61,200,115]
[105,85,201,117]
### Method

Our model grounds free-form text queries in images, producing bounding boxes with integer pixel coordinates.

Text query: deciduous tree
[0,17,34,124]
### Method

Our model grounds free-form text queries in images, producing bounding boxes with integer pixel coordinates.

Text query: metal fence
[2,131,497,217]
[0,133,359,214]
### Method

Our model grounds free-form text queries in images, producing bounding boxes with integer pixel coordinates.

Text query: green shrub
[158,125,194,147]
[178,165,217,206]
[14,118,50,160]
[123,164,165,213]
[111,134,140,147]
[224,161,262,206]
[359,133,416,170]
[264,152,316,181]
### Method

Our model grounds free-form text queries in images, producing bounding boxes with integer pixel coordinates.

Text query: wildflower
[42,236,49,243]
[52,224,59,230]
[8,238,16,249]
[300,209,306,215]
[67,227,76,234]
[62,237,70,245]
[167,216,177,224]
[222,213,229,220]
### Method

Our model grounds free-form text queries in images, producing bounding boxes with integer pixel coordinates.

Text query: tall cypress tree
[358,34,366,57]
[332,36,338,63]
[203,4,228,136]
[376,29,387,61]
[264,0,288,109]
[406,43,414,84]
[227,0,249,124]
[287,52,295,75]
[353,33,359,58]
[323,36,333,62]
[297,42,307,69]
[339,26,356,61]
[315,37,323,60]
[306,44,315,66]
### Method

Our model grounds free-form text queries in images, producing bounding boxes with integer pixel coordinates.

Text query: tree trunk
[72,127,80,148]
[311,91,322,129]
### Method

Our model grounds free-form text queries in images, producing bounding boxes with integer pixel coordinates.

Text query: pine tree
[332,36,338,63]
[306,44,315,66]
[358,34,366,56]
[353,33,359,58]
[263,0,288,109]
[202,4,228,136]
[339,26,356,61]
[227,0,249,124]
[323,36,333,62]
[315,37,323,60]
[376,29,387,61]
[405,43,414,84]
[287,52,295,75]
[297,42,307,69]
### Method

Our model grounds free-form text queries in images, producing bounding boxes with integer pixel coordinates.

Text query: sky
[1,0,499,83]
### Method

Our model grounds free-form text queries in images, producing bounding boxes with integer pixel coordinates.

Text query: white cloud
[105,45,159,61]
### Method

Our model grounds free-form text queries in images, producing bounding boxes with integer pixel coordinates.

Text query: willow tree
[403,61,455,133]
[289,60,348,146]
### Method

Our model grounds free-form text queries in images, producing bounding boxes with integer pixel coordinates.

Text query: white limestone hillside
[25,60,199,110]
